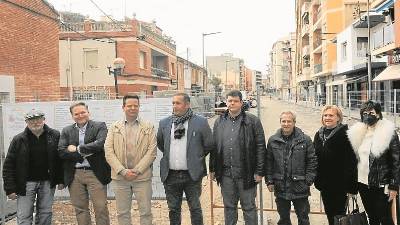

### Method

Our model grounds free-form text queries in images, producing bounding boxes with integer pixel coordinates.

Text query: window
[341,42,347,61]
[84,49,98,70]
[171,62,176,75]
[139,51,146,69]
[0,92,10,103]
[357,37,368,57]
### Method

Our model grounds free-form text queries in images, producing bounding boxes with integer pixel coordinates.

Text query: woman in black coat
[313,105,357,225]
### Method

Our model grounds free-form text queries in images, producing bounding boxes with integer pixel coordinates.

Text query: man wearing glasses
[3,109,64,225]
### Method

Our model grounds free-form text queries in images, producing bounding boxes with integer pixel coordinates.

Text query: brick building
[59,16,177,98]
[0,0,60,102]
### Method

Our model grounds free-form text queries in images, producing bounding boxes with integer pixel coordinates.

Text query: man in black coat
[58,102,111,225]
[210,90,266,225]
[3,109,64,225]
[265,111,317,225]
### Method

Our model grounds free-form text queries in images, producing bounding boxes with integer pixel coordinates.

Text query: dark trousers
[220,175,257,225]
[358,183,394,225]
[321,191,347,225]
[275,197,310,225]
[163,170,203,225]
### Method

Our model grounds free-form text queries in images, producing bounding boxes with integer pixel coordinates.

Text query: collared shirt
[221,113,242,178]
[169,121,188,170]
[125,118,139,169]
[75,123,91,168]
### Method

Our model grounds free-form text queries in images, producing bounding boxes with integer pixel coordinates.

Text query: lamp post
[202,32,221,90]
[225,59,239,91]
[107,57,126,98]
[367,0,372,99]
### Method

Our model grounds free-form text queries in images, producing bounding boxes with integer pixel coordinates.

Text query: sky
[47,0,295,72]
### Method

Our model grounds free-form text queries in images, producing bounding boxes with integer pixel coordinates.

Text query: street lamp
[107,57,126,98]
[202,32,221,90]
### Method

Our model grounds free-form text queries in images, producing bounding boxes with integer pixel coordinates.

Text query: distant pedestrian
[3,109,64,225]
[210,90,266,225]
[265,111,317,225]
[157,93,213,225]
[105,94,157,225]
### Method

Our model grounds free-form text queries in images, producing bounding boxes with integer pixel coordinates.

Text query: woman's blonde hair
[321,105,343,125]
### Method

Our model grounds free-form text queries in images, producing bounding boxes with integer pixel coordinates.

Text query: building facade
[59,17,177,98]
[0,0,60,102]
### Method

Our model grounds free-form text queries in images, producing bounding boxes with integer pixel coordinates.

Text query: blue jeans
[163,170,203,225]
[17,180,55,225]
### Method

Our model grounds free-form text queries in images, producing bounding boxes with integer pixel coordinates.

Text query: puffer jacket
[210,110,266,190]
[347,119,400,191]
[265,127,317,200]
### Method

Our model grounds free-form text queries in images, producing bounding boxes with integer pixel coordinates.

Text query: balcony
[151,67,169,78]
[302,24,310,36]
[141,25,176,50]
[302,45,310,56]
[373,23,394,50]
[61,23,84,32]
[301,2,311,16]
[313,37,322,49]
[314,63,322,74]
[90,21,132,32]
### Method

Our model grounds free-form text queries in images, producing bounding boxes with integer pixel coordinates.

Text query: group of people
[2,90,400,225]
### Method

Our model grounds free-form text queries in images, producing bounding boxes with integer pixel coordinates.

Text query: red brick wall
[0,0,60,102]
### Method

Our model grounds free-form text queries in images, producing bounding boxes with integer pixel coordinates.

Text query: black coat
[3,125,63,196]
[265,127,317,200]
[313,124,357,194]
[210,111,266,190]
[58,120,111,186]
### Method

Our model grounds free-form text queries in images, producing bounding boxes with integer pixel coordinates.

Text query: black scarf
[172,108,193,139]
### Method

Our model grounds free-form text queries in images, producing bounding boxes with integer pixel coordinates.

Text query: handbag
[334,196,369,225]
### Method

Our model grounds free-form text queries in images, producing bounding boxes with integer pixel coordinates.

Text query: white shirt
[169,121,188,170]
[358,127,375,185]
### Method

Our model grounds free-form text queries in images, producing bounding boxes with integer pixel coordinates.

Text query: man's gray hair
[279,111,296,122]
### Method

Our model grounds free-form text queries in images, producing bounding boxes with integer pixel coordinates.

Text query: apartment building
[176,56,207,92]
[59,16,177,98]
[206,54,245,91]
[295,0,368,104]
[270,36,292,99]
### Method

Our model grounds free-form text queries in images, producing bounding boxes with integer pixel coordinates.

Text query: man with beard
[157,93,213,225]
[3,109,64,225]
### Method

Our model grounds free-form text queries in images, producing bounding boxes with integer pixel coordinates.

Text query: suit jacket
[157,113,213,182]
[58,120,111,186]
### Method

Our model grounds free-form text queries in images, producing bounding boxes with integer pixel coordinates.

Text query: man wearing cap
[58,102,111,225]
[3,109,64,225]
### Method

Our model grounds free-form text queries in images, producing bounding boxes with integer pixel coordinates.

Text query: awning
[326,75,367,86]
[373,64,400,82]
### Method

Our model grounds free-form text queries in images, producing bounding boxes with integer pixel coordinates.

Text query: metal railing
[140,25,176,50]
[151,67,170,78]
[60,23,84,32]
[314,63,322,74]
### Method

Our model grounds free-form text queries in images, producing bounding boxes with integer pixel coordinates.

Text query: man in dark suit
[157,93,213,225]
[58,102,111,225]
